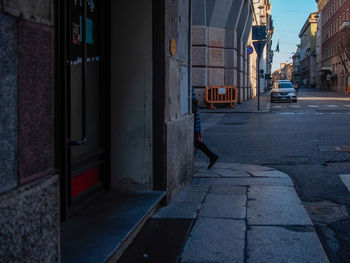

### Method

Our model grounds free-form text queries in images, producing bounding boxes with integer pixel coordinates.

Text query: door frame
[55,0,111,221]
[152,0,167,191]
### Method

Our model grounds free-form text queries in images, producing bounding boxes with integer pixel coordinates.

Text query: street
[197,88,350,262]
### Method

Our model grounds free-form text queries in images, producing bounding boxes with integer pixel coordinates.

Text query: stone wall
[166,115,194,202]
[0,1,58,261]
[191,0,252,107]
[164,0,194,201]
[0,0,55,190]
[0,175,60,262]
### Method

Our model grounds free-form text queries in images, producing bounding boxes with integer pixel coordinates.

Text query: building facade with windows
[320,0,350,91]
[298,12,318,88]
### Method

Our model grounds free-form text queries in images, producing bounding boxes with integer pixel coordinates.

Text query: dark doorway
[57,0,110,219]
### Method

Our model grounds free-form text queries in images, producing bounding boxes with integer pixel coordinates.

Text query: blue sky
[270,0,318,71]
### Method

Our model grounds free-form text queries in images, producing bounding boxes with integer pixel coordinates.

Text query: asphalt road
[197,88,350,263]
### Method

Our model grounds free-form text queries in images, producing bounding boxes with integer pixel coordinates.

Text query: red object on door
[71,166,100,198]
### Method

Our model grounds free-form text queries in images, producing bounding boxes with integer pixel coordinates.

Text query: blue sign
[247,45,254,55]
[252,26,267,41]
[253,41,267,57]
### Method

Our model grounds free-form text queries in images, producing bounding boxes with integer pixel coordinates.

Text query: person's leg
[194,140,219,169]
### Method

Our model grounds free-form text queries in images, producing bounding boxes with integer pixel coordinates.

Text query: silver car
[270,80,297,103]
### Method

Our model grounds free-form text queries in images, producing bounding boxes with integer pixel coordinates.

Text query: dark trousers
[194,133,217,159]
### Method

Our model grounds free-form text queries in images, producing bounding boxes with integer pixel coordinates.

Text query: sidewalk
[200,92,270,113]
[152,162,329,263]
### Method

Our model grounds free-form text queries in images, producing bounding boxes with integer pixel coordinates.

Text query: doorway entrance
[59,0,110,218]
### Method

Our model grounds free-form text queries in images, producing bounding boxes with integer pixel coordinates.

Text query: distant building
[272,62,293,84]
[282,62,294,81]
[298,11,319,88]
[319,0,350,92]
[292,44,302,84]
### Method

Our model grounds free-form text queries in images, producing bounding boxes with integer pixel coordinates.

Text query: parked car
[270,80,297,103]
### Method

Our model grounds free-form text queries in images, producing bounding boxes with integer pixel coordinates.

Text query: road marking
[326,105,338,108]
[271,106,282,108]
[339,174,350,192]
[344,105,350,107]
[290,105,300,108]
[277,112,295,115]
[308,105,319,108]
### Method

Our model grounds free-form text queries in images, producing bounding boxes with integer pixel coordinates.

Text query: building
[315,0,329,89]
[293,44,302,84]
[320,0,350,92]
[252,0,274,92]
[298,11,318,88]
[192,0,256,106]
[271,62,293,83]
[0,1,194,262]
[282,62,294,80]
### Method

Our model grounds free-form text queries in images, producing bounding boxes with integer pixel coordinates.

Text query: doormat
[118,218,194,263]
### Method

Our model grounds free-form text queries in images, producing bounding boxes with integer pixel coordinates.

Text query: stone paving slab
[181,183,210,193]
[199,194,246,219]
[154,163,328,262]
[247,186,312,225]
[247,226,329,263]
[152,202,201,219]
[249,170,289,178]
[171,191,206,203]
[194,171,221,178]
[226,163,275,172]
[339,174,350,192]
[181,218,245,263]
[192,177,294,187]
[209,186,247,195]
[196,168,251,178]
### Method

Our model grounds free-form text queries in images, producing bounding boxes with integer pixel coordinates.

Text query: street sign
[218,87,226,94]
[252,26,267,40]
[247,45,254,55]
[253,41,267,57]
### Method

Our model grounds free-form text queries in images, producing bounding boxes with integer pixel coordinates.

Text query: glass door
[67,0,108,211]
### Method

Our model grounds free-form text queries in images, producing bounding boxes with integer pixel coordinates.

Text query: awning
[320,67,332,72]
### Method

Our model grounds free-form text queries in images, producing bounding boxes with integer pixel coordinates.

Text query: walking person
[192,88,219,169]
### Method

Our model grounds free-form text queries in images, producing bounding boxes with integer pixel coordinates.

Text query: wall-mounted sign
[247,45,254,55]
[170,39,176,56]
[218,87,226,94]
[252,26,267,40]
[253,40,267,57]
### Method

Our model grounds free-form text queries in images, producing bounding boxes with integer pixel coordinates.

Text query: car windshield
[279,83,293,89]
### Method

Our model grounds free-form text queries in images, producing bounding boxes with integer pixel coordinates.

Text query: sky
[270,0,318,71]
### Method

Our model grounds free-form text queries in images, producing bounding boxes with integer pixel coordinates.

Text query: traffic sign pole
[257,53,260,111]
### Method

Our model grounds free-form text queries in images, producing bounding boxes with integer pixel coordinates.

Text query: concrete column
[235,0,249,103]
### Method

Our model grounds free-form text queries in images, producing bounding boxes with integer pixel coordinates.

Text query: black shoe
[208,155,219,169]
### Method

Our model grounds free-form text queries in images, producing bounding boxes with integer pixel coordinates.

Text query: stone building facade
[320,0,350,92]
[0,0,194,262]
[192,0,254,106]
[298,12,318,88]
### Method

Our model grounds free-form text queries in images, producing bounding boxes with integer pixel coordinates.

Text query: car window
[279,83,293,89]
